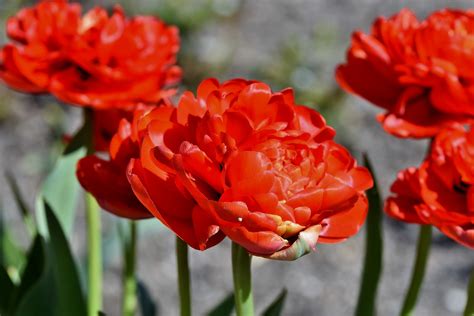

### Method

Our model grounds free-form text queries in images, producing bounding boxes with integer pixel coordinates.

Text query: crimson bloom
[128,78,373,259]
[0,0,181,109]
[336,8,474,138]
[50,5,181,108]
[0,0,80,93]
[77,106,151,219]
[386,124,474,248]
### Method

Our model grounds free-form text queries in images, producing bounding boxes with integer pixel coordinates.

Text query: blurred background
[1,0,474,315]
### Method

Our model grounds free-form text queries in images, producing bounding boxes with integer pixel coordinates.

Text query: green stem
[232,242,254,316]
[464,267,474,316]
[122,221,137,316]
[176,237,191,316]
[84,108,102,316]
[400,225,432,316]
[86,193,102,316]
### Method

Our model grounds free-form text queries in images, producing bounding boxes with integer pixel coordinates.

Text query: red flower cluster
[78,78,373,259]
[336,9,474,138]
[386,124,474,248]
[0,0,181,109]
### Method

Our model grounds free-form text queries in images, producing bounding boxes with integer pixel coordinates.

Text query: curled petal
[263,225,322,261]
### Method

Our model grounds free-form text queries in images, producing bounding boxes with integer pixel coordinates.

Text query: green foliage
[355,155,384,316]
[0,265,14,314]
[5,173,35,236]
[35,147,84,238]
[0,202,86,316]
[137,279,158,316]
[262,289,287,316]
[44,203,87,316]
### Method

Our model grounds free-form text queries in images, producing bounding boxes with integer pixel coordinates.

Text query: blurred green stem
[84,109,102,316]
[176,237,191,316]
[400,225,432,316]
[122,221,137,316]
[232,242,254,316]
[86,193,102,316]
[464,267,474,316]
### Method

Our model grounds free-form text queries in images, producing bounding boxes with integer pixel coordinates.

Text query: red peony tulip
[77,107,152,219]
[386,124,474,248]
[0,0,181,109]
[0,0,81,93]
[128,78,373,259]
[336,8,474,138]
[50,5,181,108]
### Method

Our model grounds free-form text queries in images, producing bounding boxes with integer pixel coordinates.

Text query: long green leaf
[354,154,384,316]
[0,213,25,283]
[45,202,87,316]
[35,147,84,238]
[8,236,45,315]
[5,173,35,236]
[0,265,15,314]
[207,292,234,316]
[13,236,53,316]
[262,288,287,316]
[137,279,158,316]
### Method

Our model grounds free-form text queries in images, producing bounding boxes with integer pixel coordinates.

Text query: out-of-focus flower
[386,124,474,248]
[92,108,134,152]
[0,0,181,109]
[336,8,474,138]
[129,78,373,259]
[0,0,80,92]
[50,5,181,108]
[77,107,151,219]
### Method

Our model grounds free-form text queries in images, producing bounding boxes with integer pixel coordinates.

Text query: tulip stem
[86,192,102,316]
[84,108,103,316]
[122,220,137,316]
[400,225,432,316]
[464,266,474,316]
[176,237,191,316]
[232,242,254,316]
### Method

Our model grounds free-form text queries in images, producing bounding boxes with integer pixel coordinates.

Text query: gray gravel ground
[1,1,474,315]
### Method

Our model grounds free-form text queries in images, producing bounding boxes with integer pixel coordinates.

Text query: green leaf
[354,154,384,316]
[0,265,15,314]
[9,236,45,315]
[44,202,87,316]
[5,172,36,236]
[137,279,158,316]
[206,292,234,316]
[0,214,25,282]
[14,260,55,316]
[262,288,287,316]
[35,147,85,238]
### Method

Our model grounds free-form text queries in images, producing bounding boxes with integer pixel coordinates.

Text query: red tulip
[386,124,474,248]
[336,8,474,138]
[128,78,373,259]
[0,0,181,109]
[0,0,81,92]
[77,107,152,219]
[50,5,181,108]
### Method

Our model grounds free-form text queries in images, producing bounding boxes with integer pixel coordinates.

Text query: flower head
[0,0,81,92]
[0,0,181,109]
[128,78,373,259]
[336,8,474,138]
[386,124,474,248]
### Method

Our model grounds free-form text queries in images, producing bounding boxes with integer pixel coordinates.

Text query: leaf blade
[262,289,287,316]
[354,154,384,316]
